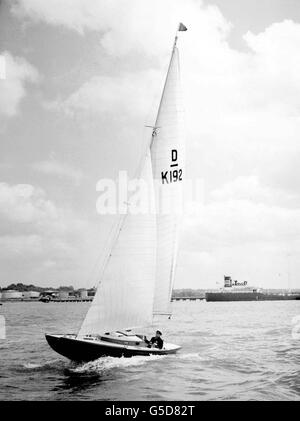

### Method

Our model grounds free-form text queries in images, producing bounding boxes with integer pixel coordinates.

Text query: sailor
[145,330,164,349]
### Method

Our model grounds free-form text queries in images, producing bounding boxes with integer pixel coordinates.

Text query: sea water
[0,300,299,400]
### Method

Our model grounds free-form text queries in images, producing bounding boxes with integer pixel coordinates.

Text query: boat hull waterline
[45,334,181,361]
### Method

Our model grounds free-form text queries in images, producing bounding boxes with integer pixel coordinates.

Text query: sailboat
[46,23,187,362]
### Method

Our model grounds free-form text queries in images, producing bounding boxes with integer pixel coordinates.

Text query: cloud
[0,182,85,239]
[185,200,300,248]
[8,1,300,288]
[178,178,300,288]
[47,70,161,120]
[183,175,300,255]
[9,2,300,181]
[0,183,56,224]
[0,51,39,117]
[210,175,300,208]
[0,182,88,282]
[23,4,300,184]
[11,0,230,57]
[242,20,300,112]
[0,234,43,257]
[32,159,85,185]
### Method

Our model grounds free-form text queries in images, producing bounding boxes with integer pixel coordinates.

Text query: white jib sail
[151,45,185,316]
[78,150,157,336]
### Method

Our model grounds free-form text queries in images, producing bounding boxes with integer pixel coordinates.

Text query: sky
[1,0,300,289]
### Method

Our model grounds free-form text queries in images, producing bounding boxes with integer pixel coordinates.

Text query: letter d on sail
[172,149,178,163]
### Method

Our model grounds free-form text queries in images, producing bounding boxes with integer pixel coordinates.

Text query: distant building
[79,289,88,298]
[58,291,69,299]
[87,289,96,297]
[1,290,23,300]
[22,291,40,299]
[40,291,57,299]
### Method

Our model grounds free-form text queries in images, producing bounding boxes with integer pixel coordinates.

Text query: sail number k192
[161,149,182,184]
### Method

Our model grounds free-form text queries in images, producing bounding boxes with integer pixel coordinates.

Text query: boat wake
[176,352,208,362]
[19,354,167,377]
[20,359,66,372]
[68,354,166,375]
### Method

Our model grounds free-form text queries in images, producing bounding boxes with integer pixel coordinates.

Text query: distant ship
[205,276,300,302]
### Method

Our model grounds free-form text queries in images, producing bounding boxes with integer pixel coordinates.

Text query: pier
[50,297,93,303]
[0,297,94,303]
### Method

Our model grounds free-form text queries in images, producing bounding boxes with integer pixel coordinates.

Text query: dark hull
[205,292,300,302]
[45,335,179,362]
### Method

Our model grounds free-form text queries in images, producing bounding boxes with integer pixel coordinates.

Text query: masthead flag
[178,22,187,32]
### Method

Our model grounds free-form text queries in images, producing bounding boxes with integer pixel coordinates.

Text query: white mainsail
[78,26,185,335]
[151,43,185,316]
